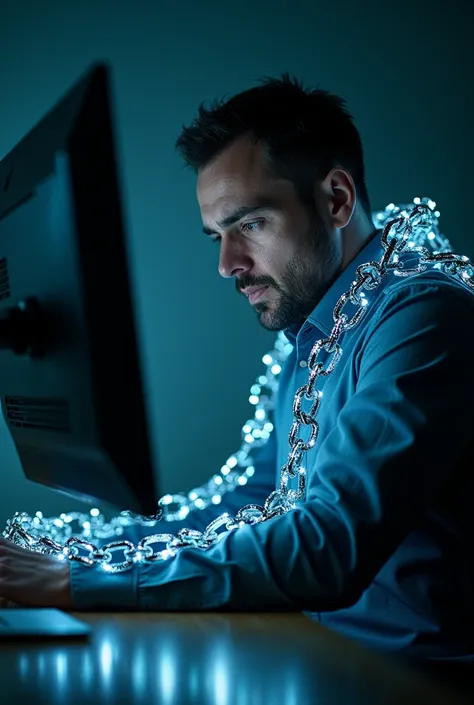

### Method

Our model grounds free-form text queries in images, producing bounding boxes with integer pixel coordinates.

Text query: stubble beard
[255,216,341,332]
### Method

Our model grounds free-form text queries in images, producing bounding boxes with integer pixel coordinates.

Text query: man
[1,75,474,665]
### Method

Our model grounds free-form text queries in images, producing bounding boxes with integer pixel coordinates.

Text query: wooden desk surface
[0,612,470,704]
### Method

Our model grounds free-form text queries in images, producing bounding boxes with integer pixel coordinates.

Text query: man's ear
[318,167,356,229]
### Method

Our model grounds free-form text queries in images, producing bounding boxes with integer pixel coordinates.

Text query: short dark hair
[175,74,372,220]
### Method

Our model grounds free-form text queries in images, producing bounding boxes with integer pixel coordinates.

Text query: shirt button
[299,360,308,368]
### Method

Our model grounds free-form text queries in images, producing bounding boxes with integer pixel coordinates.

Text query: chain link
[3,197,469,573]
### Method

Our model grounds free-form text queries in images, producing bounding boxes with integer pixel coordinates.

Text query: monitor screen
[0,63,159,516]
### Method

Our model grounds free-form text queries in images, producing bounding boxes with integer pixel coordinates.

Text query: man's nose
[218,237,252,279]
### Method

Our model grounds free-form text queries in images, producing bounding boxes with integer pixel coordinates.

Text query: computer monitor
[0,62,159,516]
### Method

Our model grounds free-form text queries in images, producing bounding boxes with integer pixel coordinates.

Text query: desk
[0,612,470,704]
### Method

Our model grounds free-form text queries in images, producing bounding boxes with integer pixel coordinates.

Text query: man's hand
[0,537,72,608]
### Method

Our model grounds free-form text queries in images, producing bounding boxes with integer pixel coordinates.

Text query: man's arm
[6,279,474,612]
[0,410,279,608]
[68,419,281,608]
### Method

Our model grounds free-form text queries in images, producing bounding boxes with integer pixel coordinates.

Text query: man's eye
[242,221,264,233]
[210,237,221,245]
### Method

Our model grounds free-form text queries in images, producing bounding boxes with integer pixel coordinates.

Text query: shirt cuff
[69,559,139,609]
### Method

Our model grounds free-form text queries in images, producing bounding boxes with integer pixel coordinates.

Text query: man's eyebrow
[202,202,278,236]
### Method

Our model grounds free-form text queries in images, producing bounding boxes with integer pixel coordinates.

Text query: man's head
[176,75,374,332]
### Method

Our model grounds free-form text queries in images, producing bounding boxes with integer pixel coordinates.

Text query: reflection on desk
[0,613,470,705]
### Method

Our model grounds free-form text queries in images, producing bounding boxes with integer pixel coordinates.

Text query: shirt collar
[284,230,383,345]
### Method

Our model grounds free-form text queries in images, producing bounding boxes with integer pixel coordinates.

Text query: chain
[1,332,291,544]
[4,197,472,573]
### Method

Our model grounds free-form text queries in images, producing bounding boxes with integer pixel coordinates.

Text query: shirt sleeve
[70,417,279,607]
[70,279,474,612]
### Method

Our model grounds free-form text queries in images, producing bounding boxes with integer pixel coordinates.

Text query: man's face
[197,136,342,332]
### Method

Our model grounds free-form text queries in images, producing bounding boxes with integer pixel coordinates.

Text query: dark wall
[0,0,472,525]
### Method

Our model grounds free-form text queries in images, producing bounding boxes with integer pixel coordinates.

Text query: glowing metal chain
[4,197,471,573]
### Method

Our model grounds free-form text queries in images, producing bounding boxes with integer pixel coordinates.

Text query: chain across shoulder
[4,197,472,573]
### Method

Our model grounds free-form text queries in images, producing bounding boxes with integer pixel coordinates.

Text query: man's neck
[341,221,378,272]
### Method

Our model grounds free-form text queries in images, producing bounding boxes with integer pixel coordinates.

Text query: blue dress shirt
[70,231,474,662]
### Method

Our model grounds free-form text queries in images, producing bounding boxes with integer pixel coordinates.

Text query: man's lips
[242,286,269,304]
